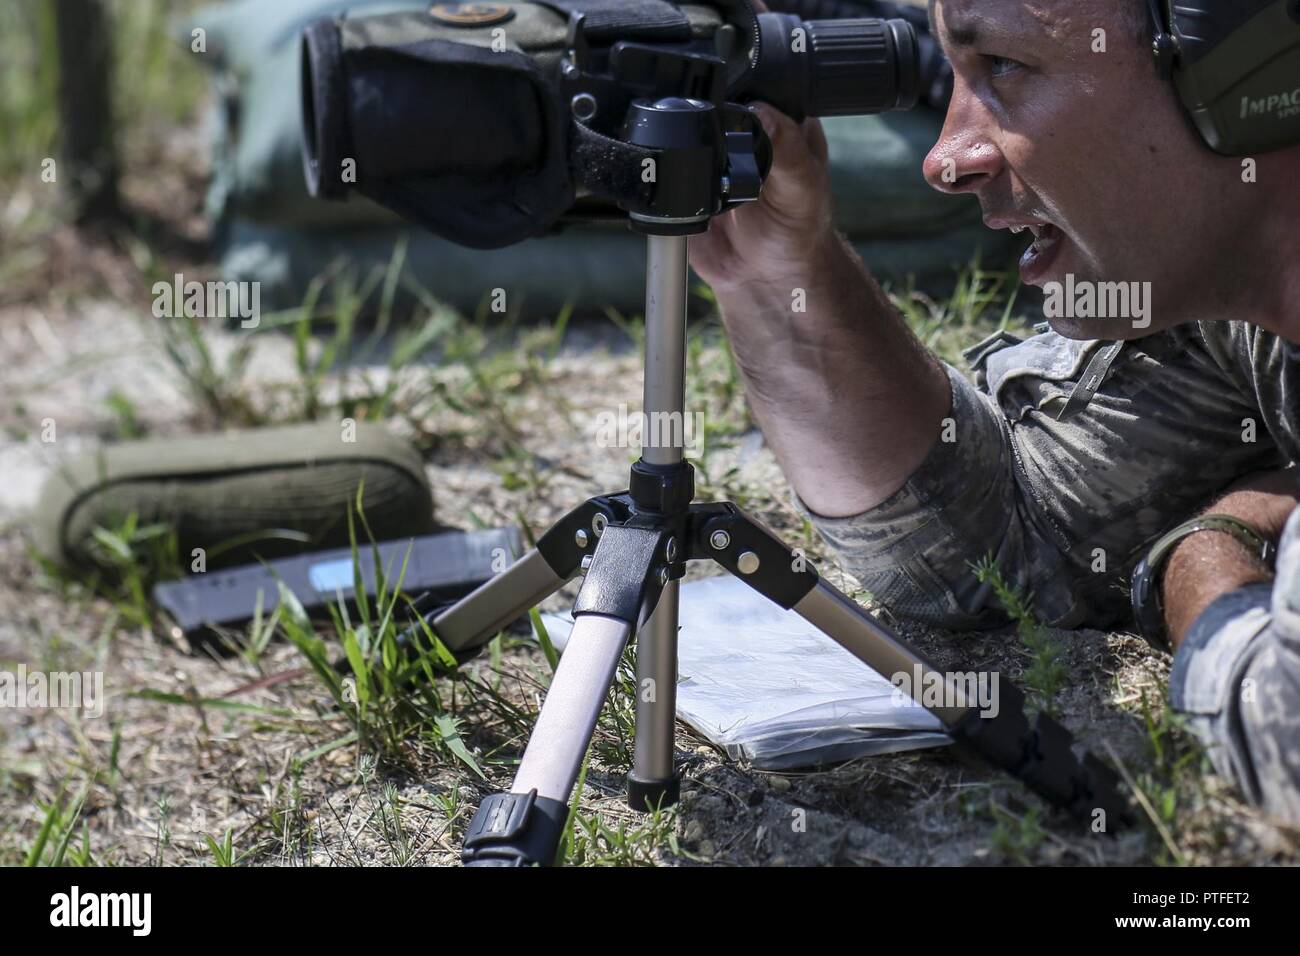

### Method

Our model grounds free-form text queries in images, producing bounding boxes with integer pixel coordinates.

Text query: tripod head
[573,90,771,236]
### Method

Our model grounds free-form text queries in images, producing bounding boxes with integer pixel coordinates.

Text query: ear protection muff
[1147,0,1300,155]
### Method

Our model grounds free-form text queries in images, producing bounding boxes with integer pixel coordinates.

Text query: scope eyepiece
[744,14,920,119]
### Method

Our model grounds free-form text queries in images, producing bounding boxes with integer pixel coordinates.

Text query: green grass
[564,802,684,866]
[202,827,242,866]
[33,510,317,640]
[275,495,471,763]
[889,256,1031,369]
[24,782,93,867]
[968,557,1226,863]
[970,555,1068,714]
[30,512,184,632]
[988,801,1050,865]
[1122,691,1213,866]
[591,646,639,773]
[148,238,581,507]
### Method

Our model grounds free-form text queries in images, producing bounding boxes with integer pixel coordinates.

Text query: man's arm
[1160,469,1300,824]
[689,104,951,518]
[1162,469,1300,646]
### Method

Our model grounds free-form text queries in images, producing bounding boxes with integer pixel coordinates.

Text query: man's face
[923,0,1259,339]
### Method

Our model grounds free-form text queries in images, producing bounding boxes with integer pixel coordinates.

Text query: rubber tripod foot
[627,770,682,811]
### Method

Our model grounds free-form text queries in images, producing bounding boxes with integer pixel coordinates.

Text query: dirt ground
[2,260,1298,867]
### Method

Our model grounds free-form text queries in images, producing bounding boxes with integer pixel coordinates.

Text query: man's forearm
[1162,472,1300,646]
[713,230,952,518]
[1162,532,1273,646]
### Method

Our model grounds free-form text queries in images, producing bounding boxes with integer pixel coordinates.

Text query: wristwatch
[1129,514,1276,652]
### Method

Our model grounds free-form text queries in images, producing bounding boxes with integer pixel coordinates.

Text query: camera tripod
[420,92,1130,865]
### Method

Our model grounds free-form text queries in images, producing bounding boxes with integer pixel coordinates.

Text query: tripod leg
[629,578,681,810]
[462,522,669,865]
[432,498,617,653]
[792,581,969,724]
[513,614,633,799]
[461,613,632,866]
[432,548,567,654]
[696,504,1134,828]
[792,580,1132,824]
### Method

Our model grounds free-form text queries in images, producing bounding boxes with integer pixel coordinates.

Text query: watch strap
[1130,514,1275,652]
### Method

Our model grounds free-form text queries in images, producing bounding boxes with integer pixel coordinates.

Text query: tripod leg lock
[461,789,571,866]
[629,459,695,514]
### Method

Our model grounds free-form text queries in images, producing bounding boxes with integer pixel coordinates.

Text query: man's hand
[688,104,952,519]
[1162,468,1300,647]
[690,103,837,296]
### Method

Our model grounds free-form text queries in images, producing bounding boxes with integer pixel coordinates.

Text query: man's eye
[986,55,1024,77]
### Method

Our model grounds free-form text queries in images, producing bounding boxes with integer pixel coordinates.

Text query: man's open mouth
[1015,222,1063,284]
[985,218,1065,285]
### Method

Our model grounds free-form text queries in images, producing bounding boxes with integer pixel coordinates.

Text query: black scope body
[300,1,922,248]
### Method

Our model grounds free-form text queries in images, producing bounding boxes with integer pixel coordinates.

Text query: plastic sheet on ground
[541,574,951,770]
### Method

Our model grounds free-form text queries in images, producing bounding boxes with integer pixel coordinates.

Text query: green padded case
[32,421,436,570]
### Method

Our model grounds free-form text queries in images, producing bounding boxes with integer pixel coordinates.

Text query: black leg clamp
[573,523,671,627]
[461,789,571,866]
[536,495,626,579]
[694,504,819,608]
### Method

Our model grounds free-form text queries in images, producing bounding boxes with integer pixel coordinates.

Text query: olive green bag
[32,422,437,571]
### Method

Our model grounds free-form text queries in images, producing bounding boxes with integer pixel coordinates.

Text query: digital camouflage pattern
[801,319,1300,822]
[1172,509,1300,823]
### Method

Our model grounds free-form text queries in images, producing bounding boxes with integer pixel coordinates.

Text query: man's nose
[922,87,1003,195]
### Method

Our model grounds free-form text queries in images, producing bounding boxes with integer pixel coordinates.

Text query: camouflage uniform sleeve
[1170,506,1300,825]
[798,325,1287,629]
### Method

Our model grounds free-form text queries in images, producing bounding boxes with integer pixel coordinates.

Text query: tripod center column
[641,233,690,467]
